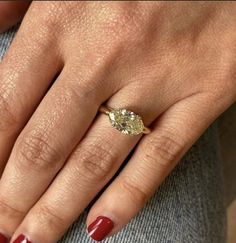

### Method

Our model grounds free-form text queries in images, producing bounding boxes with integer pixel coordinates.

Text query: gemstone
[108,108,144,135]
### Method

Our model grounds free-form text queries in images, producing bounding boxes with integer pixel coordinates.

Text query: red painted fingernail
[87,216,114,241]
[0,233,8,243]
[13,234,32,243]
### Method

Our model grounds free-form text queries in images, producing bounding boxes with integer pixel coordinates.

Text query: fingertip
[86,199,128,242]
[0,232,9,243]
[87,215,114,241]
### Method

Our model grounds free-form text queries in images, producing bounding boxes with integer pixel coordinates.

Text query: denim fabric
[0,27,226,243]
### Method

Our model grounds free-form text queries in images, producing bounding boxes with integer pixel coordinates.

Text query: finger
[9,83,176,243]
[0,4,62,174]
[0,1,31,33]
[86,92,232,241]
[0,59,119,238]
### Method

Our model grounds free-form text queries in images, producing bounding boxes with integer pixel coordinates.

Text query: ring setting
[99,105,151,135]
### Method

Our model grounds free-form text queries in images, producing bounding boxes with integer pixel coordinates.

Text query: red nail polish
[13,234,32,243]
[0,233,8,243]
[87,216,114,241]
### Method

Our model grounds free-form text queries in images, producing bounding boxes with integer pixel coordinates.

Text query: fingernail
[0,233,8,243]
[87,216,114,241]
[13,234,32,243]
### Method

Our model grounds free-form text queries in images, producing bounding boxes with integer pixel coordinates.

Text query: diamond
[108,108,144,135]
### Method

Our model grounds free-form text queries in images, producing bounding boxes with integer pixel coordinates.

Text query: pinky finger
[86,92,230,241]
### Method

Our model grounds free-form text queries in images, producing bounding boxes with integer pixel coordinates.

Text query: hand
[0,2,235,242]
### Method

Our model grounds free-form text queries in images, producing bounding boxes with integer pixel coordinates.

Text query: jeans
[0,26,226,243]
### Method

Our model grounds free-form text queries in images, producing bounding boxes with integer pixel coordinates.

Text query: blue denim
[0,27,226,243]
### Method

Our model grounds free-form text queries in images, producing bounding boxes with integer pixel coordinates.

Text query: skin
[0,1,236,242]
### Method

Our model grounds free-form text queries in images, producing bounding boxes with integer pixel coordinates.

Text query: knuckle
[22,3,65,51]
[0,197,24,218]
[120,176,149,205]
[21,24,58,56]
[98,3,144,45]
[16,131,62,171]
[35,204,66,232]
[143,131,184,169]
[75,141,116,182]
[30,2,79,40]
[30,2,60,33]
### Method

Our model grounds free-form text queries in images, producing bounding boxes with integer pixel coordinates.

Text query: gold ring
[99,105,151,135]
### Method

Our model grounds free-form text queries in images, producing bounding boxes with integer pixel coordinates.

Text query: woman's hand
[0,2,235,242]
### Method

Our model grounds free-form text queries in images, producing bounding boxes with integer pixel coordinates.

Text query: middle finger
[0,63,117,236]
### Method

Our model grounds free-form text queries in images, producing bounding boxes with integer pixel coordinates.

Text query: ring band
[99,105,151,135]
